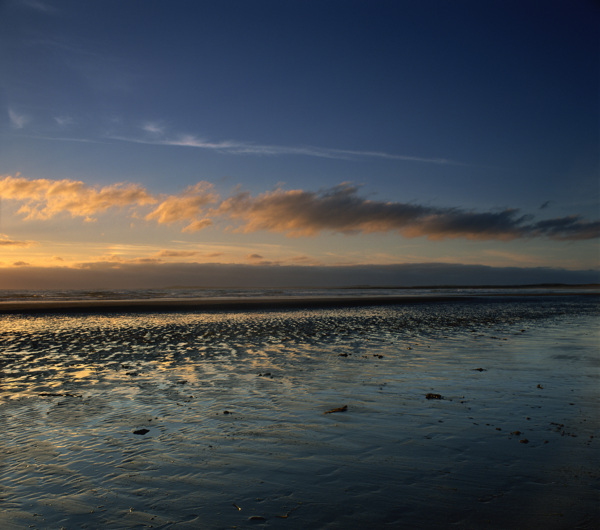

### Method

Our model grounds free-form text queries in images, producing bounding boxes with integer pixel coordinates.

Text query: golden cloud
[145,182,218,231]
[2,176,597,242]
[0,175,156,221]
[0,235,35,247]
[157,250,200,258]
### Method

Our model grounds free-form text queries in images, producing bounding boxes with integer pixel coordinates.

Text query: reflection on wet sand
[0,297,599,528]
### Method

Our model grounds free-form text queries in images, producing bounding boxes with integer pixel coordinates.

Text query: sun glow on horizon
[0,1,597,288]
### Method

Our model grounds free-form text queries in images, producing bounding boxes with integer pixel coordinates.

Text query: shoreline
[0,291,598,314]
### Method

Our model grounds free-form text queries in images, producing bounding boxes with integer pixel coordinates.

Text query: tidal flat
[0,295,598,529]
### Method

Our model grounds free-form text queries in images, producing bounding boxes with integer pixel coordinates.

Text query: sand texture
[0,296,598,528]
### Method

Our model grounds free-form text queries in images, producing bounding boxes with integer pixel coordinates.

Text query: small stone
[324,405,348,414]
[133,428,149,435]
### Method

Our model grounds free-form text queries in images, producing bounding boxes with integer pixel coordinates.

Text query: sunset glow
[0,1,598,288]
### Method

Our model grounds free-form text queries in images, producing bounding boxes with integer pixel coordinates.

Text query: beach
[0,292,598,529]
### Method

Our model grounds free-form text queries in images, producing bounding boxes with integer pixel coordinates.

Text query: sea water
[0,294,598,528]
[0,285,595,303]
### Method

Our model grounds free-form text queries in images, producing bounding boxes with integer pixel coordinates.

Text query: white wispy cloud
[10,111,461,165]
[8,108,30,129]
[107,131,464,165]
[14,134,101,144]
[54,116,75,127]
[15,0,57,13]
[141,122,165,135]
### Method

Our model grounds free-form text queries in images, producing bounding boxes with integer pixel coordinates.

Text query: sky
[0,0,598,289]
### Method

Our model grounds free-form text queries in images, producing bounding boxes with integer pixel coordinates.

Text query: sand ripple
[1,297,599,528]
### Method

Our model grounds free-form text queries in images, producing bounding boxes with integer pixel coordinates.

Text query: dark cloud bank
[3,263,598,290]
[219,184,600,241]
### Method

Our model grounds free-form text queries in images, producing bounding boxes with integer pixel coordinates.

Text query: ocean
[0,289,598,528]
[0,285,595,303]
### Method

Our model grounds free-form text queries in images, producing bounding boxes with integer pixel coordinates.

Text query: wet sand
[0,297,598,528]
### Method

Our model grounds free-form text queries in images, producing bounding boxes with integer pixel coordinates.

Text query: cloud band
[1,176,597,242]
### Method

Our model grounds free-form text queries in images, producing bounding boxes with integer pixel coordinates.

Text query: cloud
[15,0,57,12]
[219,183,426,237]
[145,182,218,232]
[2,176,598,242]
[0,262,597,290]
[142,122,164,135]
[157,250,200,258]
[54,116,75,127]
[0,235,35,247]
[530,216,600,241]
[109,132,463,165]
[401,209,532,241]
[8,108,30,129]
[0,175,156,220]
[0,175,216,231]
[182,219,213,232]
[246,253,263,260]
[218,184,600,241]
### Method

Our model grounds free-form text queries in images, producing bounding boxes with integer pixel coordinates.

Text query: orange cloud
[145,182,218,232]
[0,175,156,221]
[157,250,200,258]
[217,184,403,236]
[218,184,600,241]
[3,176,597,242]
[182,219,213,232]
[0,235,35,247]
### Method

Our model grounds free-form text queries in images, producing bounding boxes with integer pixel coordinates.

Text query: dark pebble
[324,405,348,414]
[133,428,149,435]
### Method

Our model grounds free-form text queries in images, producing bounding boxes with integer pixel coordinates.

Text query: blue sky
[0,0,598,288]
